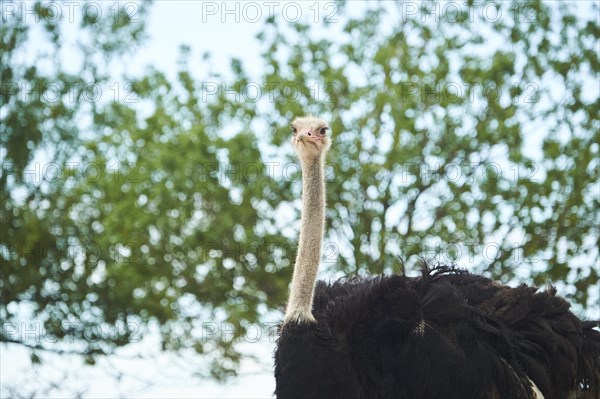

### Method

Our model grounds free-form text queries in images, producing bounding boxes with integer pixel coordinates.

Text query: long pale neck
[284,155,326,324]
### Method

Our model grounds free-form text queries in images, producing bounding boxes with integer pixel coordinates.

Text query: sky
[119,1,363,82]
[2,1,599,398]
[133,1,264,77]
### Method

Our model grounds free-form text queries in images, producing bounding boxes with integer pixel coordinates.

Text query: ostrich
[274,115,600,399]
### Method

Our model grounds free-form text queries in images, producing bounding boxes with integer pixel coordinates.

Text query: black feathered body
[274,266,600,399]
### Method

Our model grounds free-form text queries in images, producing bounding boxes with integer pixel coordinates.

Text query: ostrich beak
[297,133,320,144]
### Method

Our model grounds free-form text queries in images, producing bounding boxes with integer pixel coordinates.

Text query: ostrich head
[290,115,331,161]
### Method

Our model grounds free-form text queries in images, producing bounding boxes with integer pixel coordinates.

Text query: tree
[2,0,598,387]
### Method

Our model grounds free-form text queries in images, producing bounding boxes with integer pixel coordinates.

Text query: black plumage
[274,264,600,399]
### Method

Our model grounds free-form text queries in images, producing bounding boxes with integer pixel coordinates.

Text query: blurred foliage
[1,0,598,381]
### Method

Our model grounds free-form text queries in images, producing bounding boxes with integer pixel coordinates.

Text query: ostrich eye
[319,127,328,136]
[291,126,297,135]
